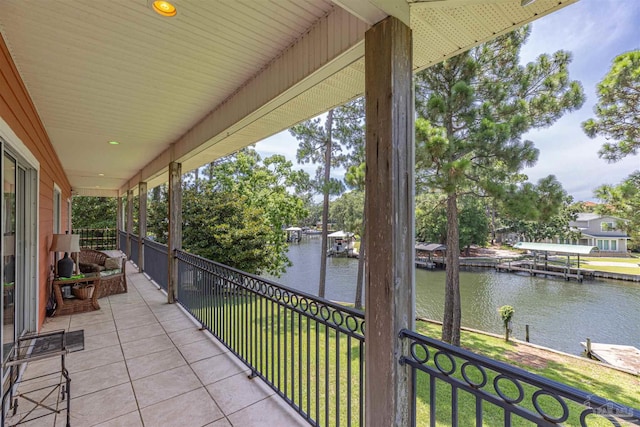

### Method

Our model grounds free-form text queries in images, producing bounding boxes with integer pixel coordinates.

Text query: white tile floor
[9,262,308,426]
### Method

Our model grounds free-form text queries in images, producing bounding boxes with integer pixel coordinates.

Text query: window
[601,221,615,231]
[53,185,61,233]
[611,240,617,251]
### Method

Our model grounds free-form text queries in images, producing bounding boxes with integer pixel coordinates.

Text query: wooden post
[168,162,182,304]
[116,195,123,251]
[126,189,133,259]
[138,182,147,273]
[525,324,530,342]
[364,16,414,427]
[586,337,592,357]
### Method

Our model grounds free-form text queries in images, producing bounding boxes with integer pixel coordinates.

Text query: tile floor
[8,262,308,426]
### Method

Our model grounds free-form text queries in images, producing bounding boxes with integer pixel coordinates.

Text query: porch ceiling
[0,0,577,196]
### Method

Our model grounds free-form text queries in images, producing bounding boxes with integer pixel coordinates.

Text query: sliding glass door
[2,153,16,360]
[2,146,36,364]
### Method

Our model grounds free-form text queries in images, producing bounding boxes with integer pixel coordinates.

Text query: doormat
[31,330,84,356]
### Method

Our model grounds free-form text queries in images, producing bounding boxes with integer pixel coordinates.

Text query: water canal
[263,238,640,355]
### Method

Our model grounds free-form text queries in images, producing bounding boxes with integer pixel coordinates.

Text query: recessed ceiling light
[98,173,105,176]
[152,1,177,17]
[108,141,120,145]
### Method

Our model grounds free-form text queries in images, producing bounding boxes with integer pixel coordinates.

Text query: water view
[264,238,640,355]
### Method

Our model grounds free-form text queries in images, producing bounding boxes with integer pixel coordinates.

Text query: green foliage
[498,305,515,342]
[299,199,323,228]
[186,149,309,275]
[594,171,640,250]
[291,99,365,193]
[414,26,584,345]
[416,194,489,251]
[500,176,579,242]
[498,305,515,326]
[147,185,168,243]
[330,190,364,235]
[146,149,309,275]
[71,196,117,229]
[582,50,640,161]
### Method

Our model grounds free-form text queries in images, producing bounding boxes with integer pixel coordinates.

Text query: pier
[496,261,584,282]
[581,341,640,375]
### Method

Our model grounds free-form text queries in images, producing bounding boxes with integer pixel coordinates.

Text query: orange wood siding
[0,34,72,328]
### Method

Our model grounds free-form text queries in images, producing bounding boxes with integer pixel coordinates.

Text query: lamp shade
[50,234,80,253]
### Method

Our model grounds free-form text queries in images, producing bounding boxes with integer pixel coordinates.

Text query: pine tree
[414,26,584,345]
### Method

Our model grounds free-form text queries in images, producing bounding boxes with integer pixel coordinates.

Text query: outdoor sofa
[78,249,127,297]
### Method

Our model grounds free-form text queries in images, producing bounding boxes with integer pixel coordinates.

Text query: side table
[52,275,101,316]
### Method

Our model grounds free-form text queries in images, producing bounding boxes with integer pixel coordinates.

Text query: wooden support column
[167,162,182,304]
[116,195,123,251]
[138,182,147,273]
[126,189,134,259]
[364,16,414,427]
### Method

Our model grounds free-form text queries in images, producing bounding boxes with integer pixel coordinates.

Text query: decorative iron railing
[129,234,140,266]
[399,329,640,427]
[143,238,168,291]
[175,250,365,427]
[118,230,126,254]
[73,228,116,250]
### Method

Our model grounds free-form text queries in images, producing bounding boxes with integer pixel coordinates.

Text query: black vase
[57,253,74,278]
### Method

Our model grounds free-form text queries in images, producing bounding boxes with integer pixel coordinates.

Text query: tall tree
[186,149,309,275]
[414,26,585,345]
[582,50,640,161]
[145,150,309,275]
[290,99,364,297]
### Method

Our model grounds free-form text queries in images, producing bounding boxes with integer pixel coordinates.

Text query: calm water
[264,238,640,355]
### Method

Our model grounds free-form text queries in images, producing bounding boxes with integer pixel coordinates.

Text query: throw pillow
[104,257,121,270]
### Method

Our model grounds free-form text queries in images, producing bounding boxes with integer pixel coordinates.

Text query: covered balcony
[0,0,638,426]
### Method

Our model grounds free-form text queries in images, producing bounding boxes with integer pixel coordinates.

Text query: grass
[178,279,638,426]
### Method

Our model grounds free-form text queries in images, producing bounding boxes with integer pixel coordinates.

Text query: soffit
[0,0,577,196]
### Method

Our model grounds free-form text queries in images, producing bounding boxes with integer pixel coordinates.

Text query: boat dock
[581,341,640,375]
[496,261,584,282]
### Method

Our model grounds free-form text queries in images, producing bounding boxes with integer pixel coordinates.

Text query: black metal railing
[130,234,140,266]
[73,228,116,250]
[118,230,126,254]
[143,238,168,291]
[176,250,365,427]
[399,329,640,427]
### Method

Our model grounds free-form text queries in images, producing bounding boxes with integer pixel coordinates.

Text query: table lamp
[50,234,80,278]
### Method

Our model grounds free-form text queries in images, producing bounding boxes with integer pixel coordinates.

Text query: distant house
[560,213,630,253]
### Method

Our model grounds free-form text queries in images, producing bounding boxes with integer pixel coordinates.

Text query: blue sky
[256,0,640,202]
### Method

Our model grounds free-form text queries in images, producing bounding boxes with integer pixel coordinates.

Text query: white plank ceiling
[0,0,577,195]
